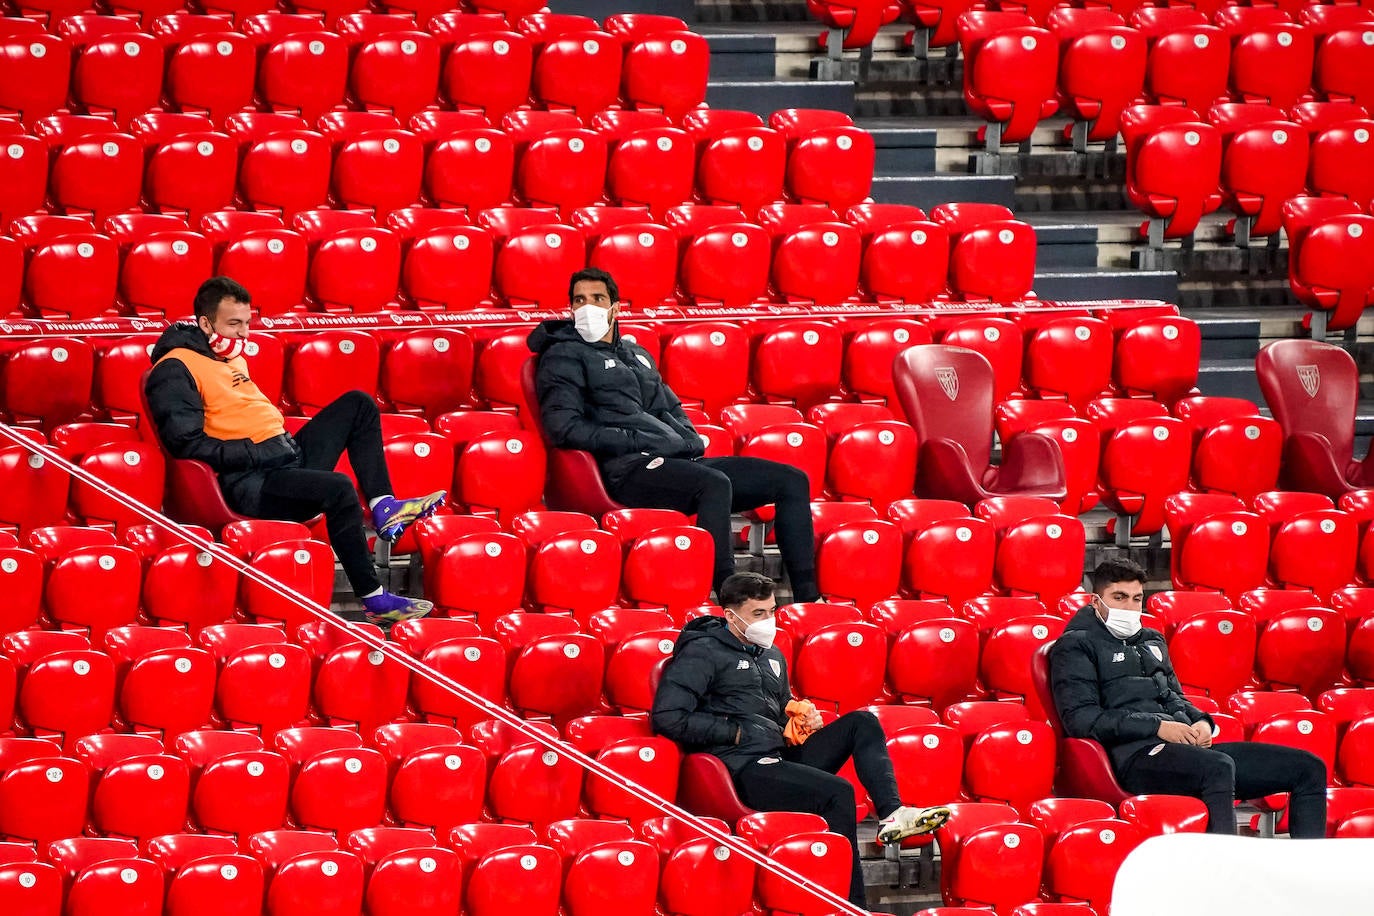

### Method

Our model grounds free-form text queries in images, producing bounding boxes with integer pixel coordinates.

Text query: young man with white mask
[1050,558,1327,837]
[144,276,445,624]
[527,268,819,602]
[651,572,951,911]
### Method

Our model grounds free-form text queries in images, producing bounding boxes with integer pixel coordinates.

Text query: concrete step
[704,33,782,79]
[1197,357,1267,403]
[564,0,696,19]
[870,173,1015,210]
[1034,269,1179,304]
[1030,223,1099,270]
[868,126,939,175]
[1189,315,1263,361]
[706,78,855,115]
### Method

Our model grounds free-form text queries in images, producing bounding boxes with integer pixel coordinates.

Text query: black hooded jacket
[145,322,297,516]
[1049,604,1215,771]
[526,319,704,482]
[651,616,791,774]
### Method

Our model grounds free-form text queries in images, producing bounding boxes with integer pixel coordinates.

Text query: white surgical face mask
[730,610,776,650]
[207,330,247,361]
[573,304,611,343]
[1100,601,1143,640]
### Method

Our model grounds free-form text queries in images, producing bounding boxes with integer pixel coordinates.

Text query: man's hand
[802,708,824,732]
[1157,720,1200,744]
[1189,720,1213,747]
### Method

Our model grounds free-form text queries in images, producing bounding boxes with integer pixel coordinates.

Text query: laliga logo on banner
[934,366,959,401]
[1297,365,1320,398]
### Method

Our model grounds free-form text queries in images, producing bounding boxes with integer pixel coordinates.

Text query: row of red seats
[1166,489,1374,601]
[1,200,1029,319]
[0,103,877,230]
[4,0,551,24]
[1122,102,1373,249]
[0,11,709,127]
[1283,195,1374,334]
[0,306,1184,429]
[956,7,1374,152]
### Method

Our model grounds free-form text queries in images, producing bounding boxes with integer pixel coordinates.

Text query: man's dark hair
[568,267,619,305]
[718,572,775,609]
[1090,558,1147,594]
[193,276,251,322]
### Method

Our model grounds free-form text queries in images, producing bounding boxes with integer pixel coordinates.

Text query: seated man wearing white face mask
[651,572,950,911]
[1050,558,1327,837]
[527,268,819,602]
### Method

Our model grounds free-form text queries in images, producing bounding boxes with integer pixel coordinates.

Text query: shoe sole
[376,493,447,543]
[876,806,952,845]
[365,602,434,625]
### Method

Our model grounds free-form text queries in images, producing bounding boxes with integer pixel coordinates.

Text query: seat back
[519,357,624,519]
[1031,643,1131,804]
[894,344,995,469]
[1255,339,1357,466]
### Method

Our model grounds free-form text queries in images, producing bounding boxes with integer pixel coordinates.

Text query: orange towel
[783,699,817,746]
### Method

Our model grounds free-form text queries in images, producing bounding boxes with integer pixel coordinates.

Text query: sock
[362,587,384,599]
[368,496,392,511]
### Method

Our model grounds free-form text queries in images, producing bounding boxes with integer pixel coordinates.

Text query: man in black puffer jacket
[527,267,818,601]
[1051,558,1327,837]
[652,572,950,911]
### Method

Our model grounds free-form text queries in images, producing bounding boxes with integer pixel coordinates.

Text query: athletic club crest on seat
[1297,365,1320,398]
[934,367,959,401]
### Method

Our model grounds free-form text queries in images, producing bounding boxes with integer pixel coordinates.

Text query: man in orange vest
[145,276,444,623]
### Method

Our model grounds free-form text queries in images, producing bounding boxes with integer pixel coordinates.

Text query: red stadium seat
[1313,26,1374,112]
[1120,105,1223,244]
[71,442,165,530]
[1255,608,1347,696]
[0,35,71,127]
[239,132,333,216]
[1097,417,1192,542]
[50,132,143,219]
[425,129,514,212]
[586,222,679,308]
[285,331,380,415]
[752,320,845,408]
[165,32,256,124]
[936,803,1044,911]
[603,128,694,217]
[173,731,290,838]
[518,129,609,217]
[349,33,440,121]
[980,616,1064,716]
[24,234,119,319]
[1225,21,1315,110]
[772,223,863,305]
[332,130,423,215]
[1047,9,1148,148]
[1168,609,1258,699]
[456,430,546,522]
[1283,198,1374,336]
[119,230,215,318]
[696,128,787,213]
[254,31,347,123]
[0,755,90,845]
[3,339,96,428]
[412,637,507,731]
[784,126,876,211]
[894,345,1067,506]
[949,219,1037,301]
[247,830,364,916]
[957,11,1060,149]
[307,226,402,313]
[201,631,312,736]
[1207,105,1309,244]
[486,742,585,829]
[1133,11,1228,112]
[621,30,709,122]
[67,31,164,129]
[736,812,852,915]
[494,224,586,307]
[528,29,622,118]
[1115,315,1201,404]
[443,31,533,120]
[940,316,1024,403]
[808,0,903,51]
[660,322,752,416]
[678,223,772,306]
[429,531,526,624]
[50,839,164,916]
[1045,819,1144,912]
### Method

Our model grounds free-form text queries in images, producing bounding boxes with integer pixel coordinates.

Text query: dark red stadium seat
[894,345,1067,506]
[1257,338,1374,496]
